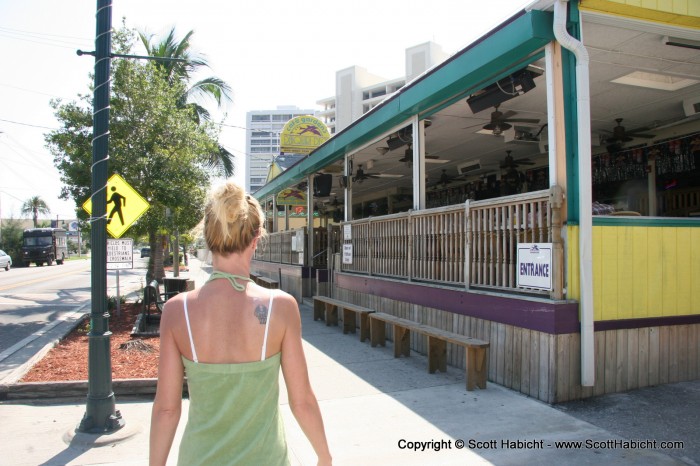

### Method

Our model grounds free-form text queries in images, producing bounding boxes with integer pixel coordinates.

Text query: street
[0,255,147,354]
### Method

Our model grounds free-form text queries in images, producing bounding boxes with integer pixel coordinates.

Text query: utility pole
[74,0,188,434]
[78,0,123,433]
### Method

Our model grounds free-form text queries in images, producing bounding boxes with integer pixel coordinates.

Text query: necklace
[207,270,253,291]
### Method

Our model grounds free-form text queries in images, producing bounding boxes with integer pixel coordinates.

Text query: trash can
[163,277,191,299]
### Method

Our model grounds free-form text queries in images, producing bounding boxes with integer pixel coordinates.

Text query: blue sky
[0,0,531,220]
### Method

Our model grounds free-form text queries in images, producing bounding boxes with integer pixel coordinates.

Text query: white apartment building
[246,43,449,191]
[317,42,449,134]
[245,106,316,193]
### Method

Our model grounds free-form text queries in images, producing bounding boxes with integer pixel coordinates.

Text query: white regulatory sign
[342,244,353,264]
[107,238,134,270]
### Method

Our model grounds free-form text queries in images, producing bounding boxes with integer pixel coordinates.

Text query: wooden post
[549,185,564,300]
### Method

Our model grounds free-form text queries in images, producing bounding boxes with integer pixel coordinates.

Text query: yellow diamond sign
[83,174,150,238]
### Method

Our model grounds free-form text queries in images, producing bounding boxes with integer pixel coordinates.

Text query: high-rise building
[317,42,449,134]
[245,106,316,193]
[245,43,449,191]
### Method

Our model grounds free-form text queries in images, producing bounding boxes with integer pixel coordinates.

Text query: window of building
[251,115,270,121]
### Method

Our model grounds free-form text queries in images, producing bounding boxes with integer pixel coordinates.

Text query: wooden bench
[312,296,375,342]
[369,312,490,391]
[143,280,167,316]
[255,276,279,289]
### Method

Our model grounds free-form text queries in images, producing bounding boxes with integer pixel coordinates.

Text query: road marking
[0,305,88,364]
[0,264,91,292]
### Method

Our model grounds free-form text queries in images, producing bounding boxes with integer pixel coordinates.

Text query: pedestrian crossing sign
[83,174,150,238]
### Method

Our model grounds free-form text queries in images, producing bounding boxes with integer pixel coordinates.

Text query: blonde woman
[150,181,331,466]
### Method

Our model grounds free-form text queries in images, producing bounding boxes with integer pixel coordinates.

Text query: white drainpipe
[553,0,595,386]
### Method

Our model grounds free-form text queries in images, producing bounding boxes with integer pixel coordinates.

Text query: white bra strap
[260,293,274,361]
[183,292,198,363]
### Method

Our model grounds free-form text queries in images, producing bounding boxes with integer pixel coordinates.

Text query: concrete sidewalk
[0,257,697,465]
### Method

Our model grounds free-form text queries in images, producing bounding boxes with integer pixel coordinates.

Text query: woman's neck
[211,252,251,277]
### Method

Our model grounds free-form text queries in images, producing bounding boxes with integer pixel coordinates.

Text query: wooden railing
[340,187,564,298]
[466,187,563,297]
[254,228,305,265]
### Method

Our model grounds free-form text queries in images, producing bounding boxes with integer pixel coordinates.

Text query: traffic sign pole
[78,0,124,434]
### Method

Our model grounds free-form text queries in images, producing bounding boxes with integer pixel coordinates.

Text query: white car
[0,249,11,271]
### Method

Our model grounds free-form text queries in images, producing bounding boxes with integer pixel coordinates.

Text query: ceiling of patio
[314,13,700,210]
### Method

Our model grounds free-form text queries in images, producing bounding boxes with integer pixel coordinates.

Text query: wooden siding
[331,286,700,402]
[567,224,700,320]
[580,0,700,27]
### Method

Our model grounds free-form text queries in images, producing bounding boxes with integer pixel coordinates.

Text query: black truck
[21,228,68,267]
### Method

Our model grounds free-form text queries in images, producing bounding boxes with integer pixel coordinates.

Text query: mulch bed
[20,303,160,382]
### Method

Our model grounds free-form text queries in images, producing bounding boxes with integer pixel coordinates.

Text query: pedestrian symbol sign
[83,174,150,238]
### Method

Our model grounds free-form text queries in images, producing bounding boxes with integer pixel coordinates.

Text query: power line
[0,25,90,42]
[0,26,90,50]
[0,82,65,99]
[0,117,56,130]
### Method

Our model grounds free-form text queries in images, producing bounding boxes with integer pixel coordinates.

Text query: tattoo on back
[254,304,267,324]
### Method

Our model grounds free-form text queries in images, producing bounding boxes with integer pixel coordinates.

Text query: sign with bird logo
[280,115,330,155]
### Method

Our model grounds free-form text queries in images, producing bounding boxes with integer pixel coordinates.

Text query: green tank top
[177,280,289,465]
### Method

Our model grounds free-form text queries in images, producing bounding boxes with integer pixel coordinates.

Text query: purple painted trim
[316,269,329,283]
[595,315,700,331]
[336,273,580,334]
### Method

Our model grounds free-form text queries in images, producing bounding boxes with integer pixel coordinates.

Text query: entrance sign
[107,238,133,270]
[279,115,331,155]
[83,174,150,238]
[516,243,552,290]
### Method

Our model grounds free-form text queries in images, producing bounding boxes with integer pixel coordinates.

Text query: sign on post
[516,243,552,290]
[342,244,353,264]
[107,238,134,270]
[83,174,150,238]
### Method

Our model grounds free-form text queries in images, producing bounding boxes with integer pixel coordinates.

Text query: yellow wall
[580,0,700,27]
[567,224,700,320]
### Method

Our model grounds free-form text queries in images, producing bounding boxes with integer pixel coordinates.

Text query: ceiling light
[611,71,698,91]
[663,36,700,51]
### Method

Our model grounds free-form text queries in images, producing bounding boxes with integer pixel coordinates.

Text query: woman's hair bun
[204,181,266,255]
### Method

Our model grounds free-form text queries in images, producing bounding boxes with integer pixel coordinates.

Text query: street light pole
[78,0,123,433]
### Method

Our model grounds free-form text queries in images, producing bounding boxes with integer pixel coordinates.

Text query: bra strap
[260,292,274,361]
[183,292,198,363]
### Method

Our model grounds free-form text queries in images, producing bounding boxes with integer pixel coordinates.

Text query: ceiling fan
[500,150,534,168]
[602,118,655,144]
[434,169,458,187]
[397,144,440,163]
[352,164,382,182]
[476,104,540,136]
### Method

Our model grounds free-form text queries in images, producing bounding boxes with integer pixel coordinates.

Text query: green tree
[46,24,221,281]
[21,196,51,228]
[139,27,235,177]
[0,217,25,265]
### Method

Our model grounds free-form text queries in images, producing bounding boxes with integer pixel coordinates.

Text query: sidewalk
[0,257,697,465]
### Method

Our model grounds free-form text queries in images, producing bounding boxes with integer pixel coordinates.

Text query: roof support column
[545,41,568,219]
[307,174,313,266]
[412,117,426,210]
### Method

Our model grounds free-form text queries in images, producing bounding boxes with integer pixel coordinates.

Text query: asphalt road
[0,256,147,354]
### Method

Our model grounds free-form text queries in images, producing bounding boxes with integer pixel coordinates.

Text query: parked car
[0,249,12,271]
[140,247,151,258]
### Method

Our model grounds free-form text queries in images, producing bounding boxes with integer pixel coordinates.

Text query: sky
[0,0,533,221]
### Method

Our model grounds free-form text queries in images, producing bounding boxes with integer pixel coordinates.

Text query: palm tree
[139,28,235,177]
[21,196,51,228]
[139,28,235,282]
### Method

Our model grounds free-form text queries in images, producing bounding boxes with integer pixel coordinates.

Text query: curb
[0,379,190,402]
